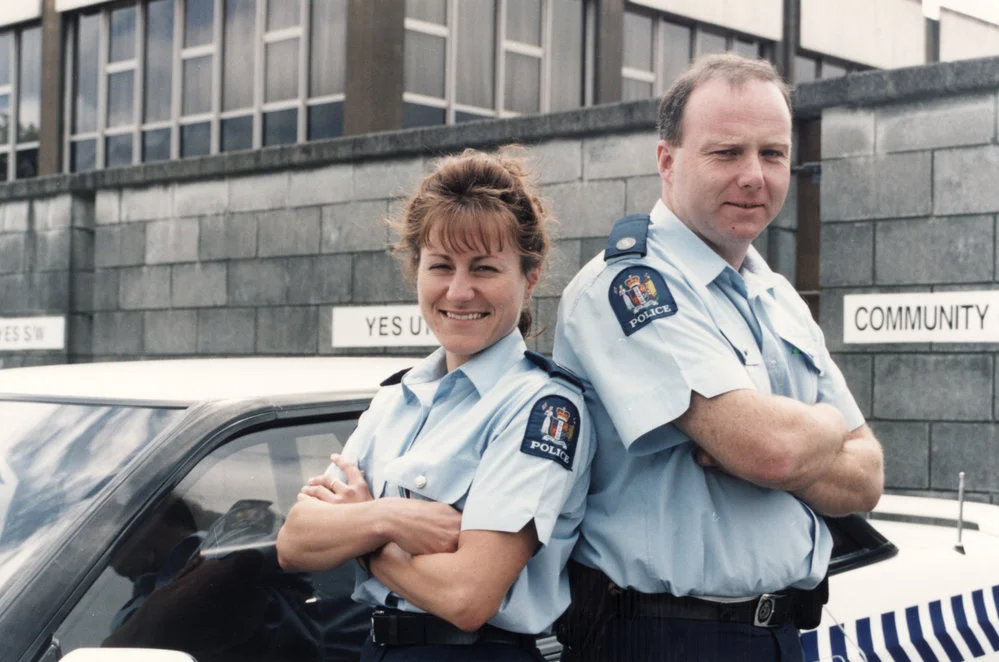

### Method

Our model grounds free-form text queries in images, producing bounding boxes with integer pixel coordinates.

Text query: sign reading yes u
[331,305,439,348]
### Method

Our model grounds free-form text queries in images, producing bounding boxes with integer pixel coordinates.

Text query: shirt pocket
[717,322,771,392]
[383,453,479,508]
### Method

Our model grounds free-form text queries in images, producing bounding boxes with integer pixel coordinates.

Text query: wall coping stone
[0,101,658,202]
[794,55,999,119]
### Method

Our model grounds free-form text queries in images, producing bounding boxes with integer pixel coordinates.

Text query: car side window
[54,416,368,662]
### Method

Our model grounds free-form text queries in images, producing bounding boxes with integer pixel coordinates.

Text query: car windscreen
[0,400,186,594]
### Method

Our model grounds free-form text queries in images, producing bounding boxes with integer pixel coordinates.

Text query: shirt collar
[401,329,526,398]
[650,200,729,287]
[455,329,526,396]
[740,245,779,299]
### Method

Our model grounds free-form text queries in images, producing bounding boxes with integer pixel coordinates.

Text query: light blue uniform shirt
[553,201,864,598]
[340,330,594,634]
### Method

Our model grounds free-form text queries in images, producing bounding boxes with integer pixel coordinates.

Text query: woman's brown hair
[391,147,552,336]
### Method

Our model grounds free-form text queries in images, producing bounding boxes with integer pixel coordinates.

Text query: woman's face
[418,226,540,372]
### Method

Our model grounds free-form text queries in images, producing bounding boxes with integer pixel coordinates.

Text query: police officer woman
[276,148,593,661]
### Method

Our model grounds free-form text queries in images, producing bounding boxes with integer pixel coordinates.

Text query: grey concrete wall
[814,58,999,504]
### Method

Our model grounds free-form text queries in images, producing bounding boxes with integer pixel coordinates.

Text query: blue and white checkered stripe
[801,584,999,661]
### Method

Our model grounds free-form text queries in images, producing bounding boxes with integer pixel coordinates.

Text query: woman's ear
[525,266,542,298]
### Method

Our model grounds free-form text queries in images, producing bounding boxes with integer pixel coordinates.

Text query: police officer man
[552,53,884,661]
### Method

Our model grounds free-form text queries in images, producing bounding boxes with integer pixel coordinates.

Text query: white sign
[843,291,999,344]
[0,316,66,351]
[331,305,439,348]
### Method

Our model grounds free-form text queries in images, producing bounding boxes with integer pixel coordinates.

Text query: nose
[447,270,475,301]
[737,154,764,190]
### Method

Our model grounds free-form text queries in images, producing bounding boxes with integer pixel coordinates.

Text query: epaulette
[379,368,412,387]
[604,214,651,260]
[523,351,584,392]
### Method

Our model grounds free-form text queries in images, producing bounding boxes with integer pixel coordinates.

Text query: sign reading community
[843,291,999,344]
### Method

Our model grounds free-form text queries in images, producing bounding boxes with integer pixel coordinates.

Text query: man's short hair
[656,53,791,144]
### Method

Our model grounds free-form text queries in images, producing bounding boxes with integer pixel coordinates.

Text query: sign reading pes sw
[331,305,439,348]
[0,317,66,351]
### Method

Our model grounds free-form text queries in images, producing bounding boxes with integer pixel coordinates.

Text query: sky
[927,0,999,24]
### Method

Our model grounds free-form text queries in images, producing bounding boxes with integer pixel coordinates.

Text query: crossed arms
[679,389,884,517]
[275,456,536,632]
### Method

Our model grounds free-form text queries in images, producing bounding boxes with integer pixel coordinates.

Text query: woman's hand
[299,454,373,504]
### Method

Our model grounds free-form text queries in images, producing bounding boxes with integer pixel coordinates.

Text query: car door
[51,409,369,662]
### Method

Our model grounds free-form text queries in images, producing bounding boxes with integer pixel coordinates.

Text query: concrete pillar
[38,0,62,176]
[777,0,800,83]
[593,0,623,104]
[343,0,405,136]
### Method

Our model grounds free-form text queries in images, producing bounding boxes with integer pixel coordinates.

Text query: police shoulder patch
[608,266,677,336]
[521,395,580,471]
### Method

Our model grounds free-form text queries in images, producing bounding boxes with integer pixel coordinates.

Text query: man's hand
[382,499,462,556]
[299,454,373,504]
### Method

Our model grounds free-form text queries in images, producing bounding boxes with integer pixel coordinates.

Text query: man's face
[658,77,792,267]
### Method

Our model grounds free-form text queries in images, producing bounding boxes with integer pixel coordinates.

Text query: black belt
[619,587,797,628]
[370,608,537,647]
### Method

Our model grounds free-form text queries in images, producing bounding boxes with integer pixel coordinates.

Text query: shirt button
[414,475,427,489]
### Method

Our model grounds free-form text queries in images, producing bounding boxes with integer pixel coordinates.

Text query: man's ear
[656,140,675,183]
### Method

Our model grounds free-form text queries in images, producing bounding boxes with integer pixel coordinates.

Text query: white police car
[1,358,997,662]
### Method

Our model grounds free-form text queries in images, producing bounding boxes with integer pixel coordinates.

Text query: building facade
[3,0,999,182]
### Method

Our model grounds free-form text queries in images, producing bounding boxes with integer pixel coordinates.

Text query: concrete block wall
[817,85,999,504]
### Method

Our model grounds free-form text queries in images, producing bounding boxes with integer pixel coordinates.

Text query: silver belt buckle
[753,594,776,627]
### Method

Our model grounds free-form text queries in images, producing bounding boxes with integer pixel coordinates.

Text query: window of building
[64,0,347,173]
[620,8,769,103]
[403,0,585,127]
[793,51,862,85]
[0,22,42,182]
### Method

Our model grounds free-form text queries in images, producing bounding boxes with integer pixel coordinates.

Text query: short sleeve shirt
[340,330,594,634]
[552,201,864,598]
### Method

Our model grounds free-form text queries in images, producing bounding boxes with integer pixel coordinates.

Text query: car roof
[0,357,419,405]
[875,492,999,536]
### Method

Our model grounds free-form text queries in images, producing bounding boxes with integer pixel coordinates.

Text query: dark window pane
[221,114,252,151]
[795,55,817,84]
[822,61,847,79]
[267,0,299,31]
[105,134,134,168]
[145,0,175,123]
[406,0,446,24]
[265,39,299,102]
[185,0,214,48]
[307,101,342,140]
[622,78,653,102]
[404,31,445,97]
[549,0,583,111]
[223,0,256,110]
[70,139,97,172]
[309,0,346,97]
[183,55,212,115]
[15,148,37,178]
[455,110,490,123]
[0,94,8,143]
[0,153,7,181]
[263,108,297,146]
[180,122,210,156]
[143,128,171,162]
[74,13,101,133]
[734,38,759,59]
[0,32,10,87]
[504,53,540,114]
[17,26,41,143]
[403,102,444,128]
[506,0,540,46]
[110,4,137,62]
[662,21,691,87]
[107,70,135,128]
[455,0,494,108]
[623,11,653,70]
[696,29,727,56]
